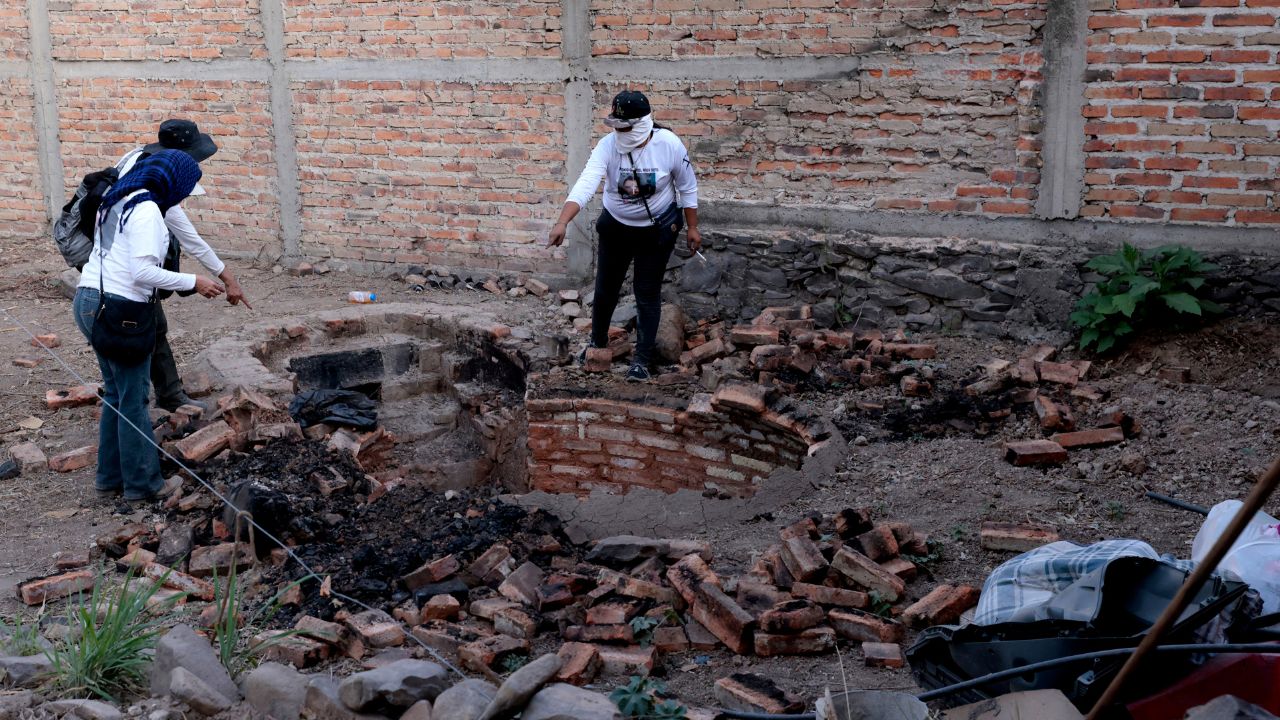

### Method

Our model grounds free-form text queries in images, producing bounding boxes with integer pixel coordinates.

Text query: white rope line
[1,304,467,678]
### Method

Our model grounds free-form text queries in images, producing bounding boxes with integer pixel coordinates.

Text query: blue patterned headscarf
[98,149,203,232]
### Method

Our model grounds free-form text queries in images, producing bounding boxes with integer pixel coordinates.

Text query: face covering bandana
[614,114,654,153]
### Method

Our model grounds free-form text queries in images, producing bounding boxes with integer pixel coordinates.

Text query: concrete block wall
[0,0,1276,278]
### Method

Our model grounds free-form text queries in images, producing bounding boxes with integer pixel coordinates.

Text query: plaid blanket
[974,539,1199,626]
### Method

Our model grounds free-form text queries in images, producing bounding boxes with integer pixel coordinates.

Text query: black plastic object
[0,459,18,480]
[288,389,378,431]
[907,556,1252,710]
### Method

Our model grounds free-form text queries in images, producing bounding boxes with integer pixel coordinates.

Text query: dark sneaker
[625,363,651,382]
[157,393,208,413]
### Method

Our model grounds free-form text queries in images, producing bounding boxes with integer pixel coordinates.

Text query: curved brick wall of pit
[525,381,837,499]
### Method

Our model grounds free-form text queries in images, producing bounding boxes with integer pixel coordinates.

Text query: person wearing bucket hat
[547,90,702,382]
[111,118,252,412]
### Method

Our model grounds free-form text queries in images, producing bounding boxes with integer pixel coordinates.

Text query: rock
[0,690,33,717]
[44,699,124,720]
[431,679,498,720]
[477,653,563,720]
[521,684,620,720]
[402,700,434,720]
[169,666,233,716]
[59,268,81,299]
[8,443,47,472]
[155,524,195,570]
[303,677,389,720]
[586,536,709,567]
[0,653,52,687]
[887,268,985,300]
[242,661,307,720]
[560,302,582,318]
[339,659,450,711]
[655,304,687,365]
[150,625,240,703]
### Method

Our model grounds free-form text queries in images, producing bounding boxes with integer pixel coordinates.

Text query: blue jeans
[73,288,164,499]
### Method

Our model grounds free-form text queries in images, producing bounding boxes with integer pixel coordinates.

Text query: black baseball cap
[604,90,651,128]
[144,119,218,162]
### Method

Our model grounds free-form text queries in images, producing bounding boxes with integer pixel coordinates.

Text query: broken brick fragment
[980,522,1061,552]
[596,645,656,677]
[583,347,613,372]
[253,632,329,668]
[597,568,676,604]
[493,607,537,639]
[1034,395,1063,431]
[459,635,530,673]
[835,508,874,538]
[653,626,689,654]
[863,641,906,668]
[712,381,774,414]
[344,609,405,648]
[729,326,780,347]
[758,599,825,633]
[683,619,721,650]
[18,570,94,605]
[880,557,918,582]
[563,624,635,645]
[900,375,932,397]
[902,584,981,628]
[421,594,461,621]
[714,673,803,714]
[188,543,254,578]
[173,420,235,463]
[856,526,900,563]
[556,642,601,685]
[48,445,97,473]
[465,544,515,586]
[1051,427,1125,449]
[585,601,637,626]
[754,626,836,657]
[45,385,101,410]
[736,577,791,618]
[882,343,936,360]
[403,555,459,590]
[498,561,544,607]
[31,333,59,348]
[666,553,721,606]
[1036,361,1080,386]
[1003,439,1068,466]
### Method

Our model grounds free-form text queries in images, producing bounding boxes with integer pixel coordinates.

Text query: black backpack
[53,166,119,270]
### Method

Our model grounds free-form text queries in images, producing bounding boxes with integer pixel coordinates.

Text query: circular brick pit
[197,303,838,504]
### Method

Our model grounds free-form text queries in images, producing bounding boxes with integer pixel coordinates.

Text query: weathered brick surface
[49,0,267,61]
[0,79,45,249]
[285,1,562,60]
[56,78,280,258]
[1083,0,1280,225]
[292,80,565,273]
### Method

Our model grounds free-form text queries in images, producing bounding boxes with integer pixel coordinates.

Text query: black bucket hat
[604,90,651,129]
[144,118,218,162]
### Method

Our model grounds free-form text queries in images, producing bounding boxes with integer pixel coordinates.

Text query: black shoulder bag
[627,135,682,241]
[89,209,158,367]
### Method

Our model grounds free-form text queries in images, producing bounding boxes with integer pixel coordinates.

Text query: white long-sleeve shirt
[566,129,698,227]
[78,191,197,302]
[117,148,225,277]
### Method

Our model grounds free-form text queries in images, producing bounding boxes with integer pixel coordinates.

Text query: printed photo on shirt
[617,168,656,201]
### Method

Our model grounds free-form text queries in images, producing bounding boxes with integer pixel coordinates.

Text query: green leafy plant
[498,652,531,674]
[1105,500,1128,522]
[1071,243,1220,353]
[611,676,687,719]
[902,538,945,570]
[211,560,311,676]
[46,567,179,701]
[629,615,661,647]
[867,591,894,619]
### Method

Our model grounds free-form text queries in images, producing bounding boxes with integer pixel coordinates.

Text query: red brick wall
[48,0,268,61]
[56,78,280,258]
[526,395,811,498]
[1083,0,1280,225]
[0,79,47,248]
[283,0,562,59]
[291,80,566,271]
[0,2,29,60]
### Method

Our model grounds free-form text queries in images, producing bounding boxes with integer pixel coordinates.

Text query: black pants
[151,302,184,403]
[591,208,680,366]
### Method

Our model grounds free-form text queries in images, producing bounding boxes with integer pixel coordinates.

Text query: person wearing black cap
[113,119,252,411]
[547,90,701,382]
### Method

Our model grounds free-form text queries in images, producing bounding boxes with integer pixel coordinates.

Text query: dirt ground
[2,247,1279,711]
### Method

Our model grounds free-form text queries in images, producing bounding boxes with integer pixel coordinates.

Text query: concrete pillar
[1035,0,1089,220]
[261,0,302,259]
[27,0,63,222]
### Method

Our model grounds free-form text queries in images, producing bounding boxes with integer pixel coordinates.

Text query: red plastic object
[1127,653,1280,719]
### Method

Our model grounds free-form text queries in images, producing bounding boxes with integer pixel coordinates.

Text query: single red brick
[828,609,906,644]
[1037,361,1080,386]
[584,347,613,372]
[981,522,1061,552]
[344,609,405,648]
[596,645,656,676]
[421,594,461,621]
[12,357,42,368]
[666,553,721,606]
[882,343,936,360]
[754,626,837,657]
[863,642,906,668]
[1051,427,1125,448]
[790,582,869,609]
[690,582,756,654]
[48,445,97,473]
[714,674,804,714]
[586,601,637,625]
[253,632,330,669]
[780,535,829,582]
[1003,439,1068,466]
[173,420,235,463]
[881,557,918,582]
[403,555,459,590]
[712,381,774,414]
[31,333,60,348]
[563,624,635,645]
[902,584,981,628]
[45,385,101,410]
[831,548,905,601]
[188,543,254,578]
[759,599,825,633]
[653,626,690,654]
[493,607,537,639]
[498,561,544,607]
[459,635,529,672]
[18,570,94,605]
[730,326,780,346]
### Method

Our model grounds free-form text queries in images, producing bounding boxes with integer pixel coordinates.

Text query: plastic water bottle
[347,291,377,304]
